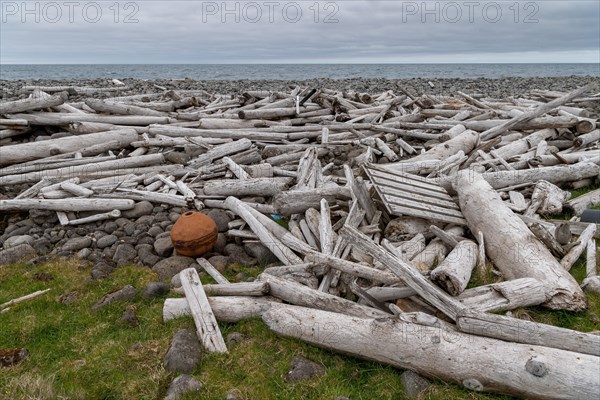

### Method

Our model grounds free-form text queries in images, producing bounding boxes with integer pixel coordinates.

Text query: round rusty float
[170,211,218,257]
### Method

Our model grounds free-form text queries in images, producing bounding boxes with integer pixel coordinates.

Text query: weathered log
[430,240,478,296]
[273,186,352,215]
[8,112,169,126]
[0,129,138,167]
[341,226,465,320]
[457,309,600,356]
[454,171,586,311]
[259,273,388,319]
[409,130,479,162]
[85,98,167,117]
[480,84,593,140]
[564,188,600,216]
[180,268,227,353]
[480,162,600,189]
[163,296,275,323]
[203,177,292,197]
[0,92,68,114]
[0,198,134,212]
[263,305,600,400]
[560,223,597,271]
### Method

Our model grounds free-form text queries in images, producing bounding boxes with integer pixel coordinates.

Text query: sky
[0,0,599,64]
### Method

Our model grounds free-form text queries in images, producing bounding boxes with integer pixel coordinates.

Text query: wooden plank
[368,174,457,204]
[373,182,460,210]
[388,204,467,226]
[179,268,228,353]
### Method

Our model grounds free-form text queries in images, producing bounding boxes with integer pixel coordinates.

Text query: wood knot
[462,378,483,391]
[525,359,548,377]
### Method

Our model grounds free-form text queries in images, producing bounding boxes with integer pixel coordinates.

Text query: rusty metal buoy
[170,211,218,257]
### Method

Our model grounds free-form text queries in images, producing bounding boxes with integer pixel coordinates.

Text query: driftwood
[454,171,586,311]
[263,305,600,400]
[163,296,275,322]
[430,240,478,296]
[180,268,228,353]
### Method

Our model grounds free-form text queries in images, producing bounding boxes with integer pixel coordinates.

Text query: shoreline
[1,76,599,100]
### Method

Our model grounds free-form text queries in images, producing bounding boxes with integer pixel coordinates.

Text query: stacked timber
[1,83,599,399]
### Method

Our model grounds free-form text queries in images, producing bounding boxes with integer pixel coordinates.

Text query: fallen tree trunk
[454,171,586,311]
[262,305,600,400]
[0,92,68,114]
[564,188,600,216]
[204,177,292,197]
[0,198,135,212]
[163,296,275,322]
[0,129,138,167]
[430,240,478,296]
[480,162,600,189]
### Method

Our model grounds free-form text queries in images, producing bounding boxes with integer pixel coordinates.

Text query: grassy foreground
[0,257,598,400]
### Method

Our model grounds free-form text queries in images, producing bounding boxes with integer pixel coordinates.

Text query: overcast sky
[1,0,598,63]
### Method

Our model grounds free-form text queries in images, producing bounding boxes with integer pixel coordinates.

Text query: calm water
[1,64,599,80]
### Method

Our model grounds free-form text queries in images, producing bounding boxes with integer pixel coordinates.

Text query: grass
[1,258,513,400]
[0,183,598,400]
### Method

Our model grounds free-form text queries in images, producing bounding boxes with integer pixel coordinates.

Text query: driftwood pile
[1,82,600,399]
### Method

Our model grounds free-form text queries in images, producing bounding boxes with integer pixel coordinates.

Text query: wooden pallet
[363,163,467,226]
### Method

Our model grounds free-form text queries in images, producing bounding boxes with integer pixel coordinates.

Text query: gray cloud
[0,0,598,63]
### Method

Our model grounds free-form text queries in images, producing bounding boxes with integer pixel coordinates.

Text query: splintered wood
[1,82,599,399]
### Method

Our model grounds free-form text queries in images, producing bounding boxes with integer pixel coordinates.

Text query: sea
[0,64,599,81]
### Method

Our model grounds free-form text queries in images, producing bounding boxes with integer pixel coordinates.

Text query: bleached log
[560,223,597,271]
[273,186,352,215]
[305,253,399,284]
[0,289,51,311]
[108,189,188,207]
[180,268,227,353]
[480,162,600,189]
[430,240,478,296]
[394,233,426,261]
[196,258,229,285]
[480,84,593,140]
[586,239,597,278]
[163,296,275,323]
[527,222,566,258]
[9,112,169,126]
[222,156,250,180]
[408,129,478,162]
[457,310,600,357]
[224,196,303,265]
[564,188,600,216]
[259,273,388,319]
[188,138,253,167]
[203,177,292,197]
[0,129,138,167]
[574,129,599,147]
[0,198,134,212]
[0,92,68,114]
[439,123,466,142]
[263,305,600,400]
[457,277,548,312]
[342,226,464,320]
[454,171,586,311]
[67,209,121,225]
[60,182,94,197]
[85,98,166,117]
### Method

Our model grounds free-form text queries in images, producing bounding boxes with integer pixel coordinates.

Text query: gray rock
[62,236,92,252]
[32,237,52,254]
[165,151,190,165]
[138,245,161,267]
[113,243,136,267]
[0,244,36,264]
[29,209,57,225]
[76,248,92,259]
[147,226,164,237]
[91,261,115,279]
[97,234,118,249]
[224,243,257,266]
[226,388,243,400]
[213,233,227,254]
[102,221,118,234]
[164,374,203,400]
[244,242,278,264]
[152,256,196,281]
[225,332,245,346]
[206,209,231,233]
[120,309,139,327]
[207,255,229,272]
[285,356,326,382]
[3,235,35,249]
[142,282,170,299]
[163,329,202,374]
[171,273,182,288]
[400,370,431,399]
[154,236,174,257]
[123,223,136,236]
[92,285,136,311]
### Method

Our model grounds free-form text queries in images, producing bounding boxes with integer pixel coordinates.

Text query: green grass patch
[1,255,597,400]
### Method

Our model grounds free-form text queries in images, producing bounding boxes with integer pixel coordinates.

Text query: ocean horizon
[1,63,599,81]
